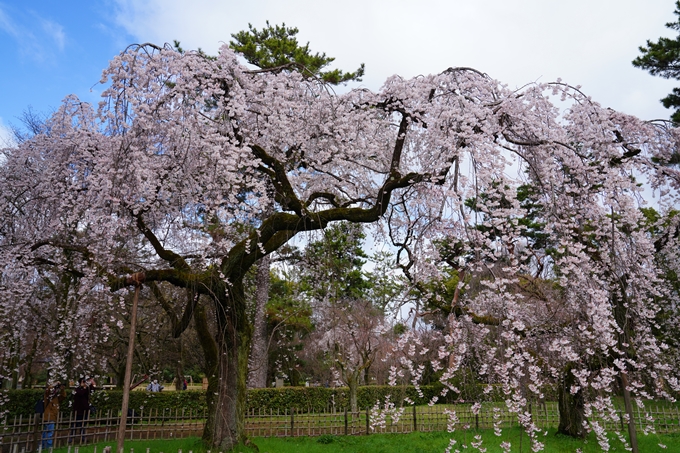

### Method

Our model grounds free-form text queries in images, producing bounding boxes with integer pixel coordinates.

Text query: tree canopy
[1,38,680,451]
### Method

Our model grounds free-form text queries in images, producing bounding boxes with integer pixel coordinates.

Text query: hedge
[245,384,469,412]
[0,388,206,420]
[1,383,531,420]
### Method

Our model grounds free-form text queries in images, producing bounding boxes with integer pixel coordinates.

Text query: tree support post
[621,372,639,453]
[116,284,140,453]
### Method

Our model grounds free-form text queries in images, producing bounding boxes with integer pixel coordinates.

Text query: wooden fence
[0,409,204,453]
[243,402,680,437]
[3,402,680,452]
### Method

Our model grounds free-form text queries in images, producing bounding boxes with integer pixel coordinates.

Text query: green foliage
[0,389,207,419]
[3,385,483,418]
[392,322,408,335]
[300,222,371,302]
[365,251,404,314]
[4,384,552,419]
[265,270,312,386]
[268,272,312,329]
[230,22,365,85]
[316,434,338,444]
[244,384,504,412]
[464,183,549,257]
[633,1,680,123]
[1,389,44,419]
[90,389,207,415]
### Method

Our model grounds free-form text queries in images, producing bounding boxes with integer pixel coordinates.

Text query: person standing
[71,378,94,443]
[146,379,162,392]
[42,381,66,449]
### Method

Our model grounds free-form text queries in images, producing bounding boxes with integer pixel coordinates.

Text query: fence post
[365,407,370,435]
[344,407,348,436]
[412,405,417,432]
[290,408,294,434]
[32,412,41,453]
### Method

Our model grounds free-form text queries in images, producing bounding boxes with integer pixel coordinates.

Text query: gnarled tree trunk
[248,255,271,388]
[203,279,253,451]
[194,301,219,446]
[557,364,586,438]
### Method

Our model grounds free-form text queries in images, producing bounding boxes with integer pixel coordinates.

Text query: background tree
[299,222,371,306]
[264,270,312,387]
[230,22,364,84]
[318,299,389,413]
[634,0,680,132]
[228,23,365,389]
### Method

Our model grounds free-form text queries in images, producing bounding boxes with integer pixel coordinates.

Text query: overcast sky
[1,0,678,145]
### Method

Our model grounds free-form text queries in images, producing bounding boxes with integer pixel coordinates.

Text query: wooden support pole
[116,285,140,453]
[621,372,639,453]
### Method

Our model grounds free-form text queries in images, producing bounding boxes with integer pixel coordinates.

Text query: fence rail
[0,409,204,453]
[3,402,680,452]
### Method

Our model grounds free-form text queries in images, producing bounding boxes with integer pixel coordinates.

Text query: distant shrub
[2,383,553,419]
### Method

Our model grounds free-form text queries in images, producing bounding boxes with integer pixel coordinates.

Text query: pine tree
[633,1,680,124]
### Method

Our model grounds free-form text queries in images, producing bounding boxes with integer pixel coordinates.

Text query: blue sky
[1,0,678,145]
[0,1,134,141]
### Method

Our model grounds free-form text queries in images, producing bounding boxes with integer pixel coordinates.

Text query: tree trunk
[175,335,184,391]
[557,364,586,438]
[362,358,371,386]
[194,302,219,446]
[8,352,19,389]
[248,255,271,388]
[347,374,359,414]
[21,336,40,389]
[203,279,252,451]
[114,362,126,389]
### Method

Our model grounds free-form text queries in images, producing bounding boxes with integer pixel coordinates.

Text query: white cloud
[40,18,65,51]
[111,0,678,119]
[0,5,19,39]
[0,117,16,148]
[0,6,17,36]
[0,5,67,62]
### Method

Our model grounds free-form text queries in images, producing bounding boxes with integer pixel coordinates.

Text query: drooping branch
[149,282,200,338]
[134,213,191,271]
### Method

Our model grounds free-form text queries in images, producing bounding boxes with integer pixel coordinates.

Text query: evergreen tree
[230,22,364,85]
[633,1,680,126]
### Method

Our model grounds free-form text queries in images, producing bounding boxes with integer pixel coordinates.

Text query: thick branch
[109,269,209,293]
[135,213,191,271]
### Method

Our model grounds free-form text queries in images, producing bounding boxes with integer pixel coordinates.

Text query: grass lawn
[47,429,680,453]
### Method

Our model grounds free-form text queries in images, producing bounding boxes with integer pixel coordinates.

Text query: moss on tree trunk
[195,278,253,451]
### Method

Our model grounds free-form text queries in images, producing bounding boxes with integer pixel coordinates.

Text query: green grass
[47,429,680,453]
